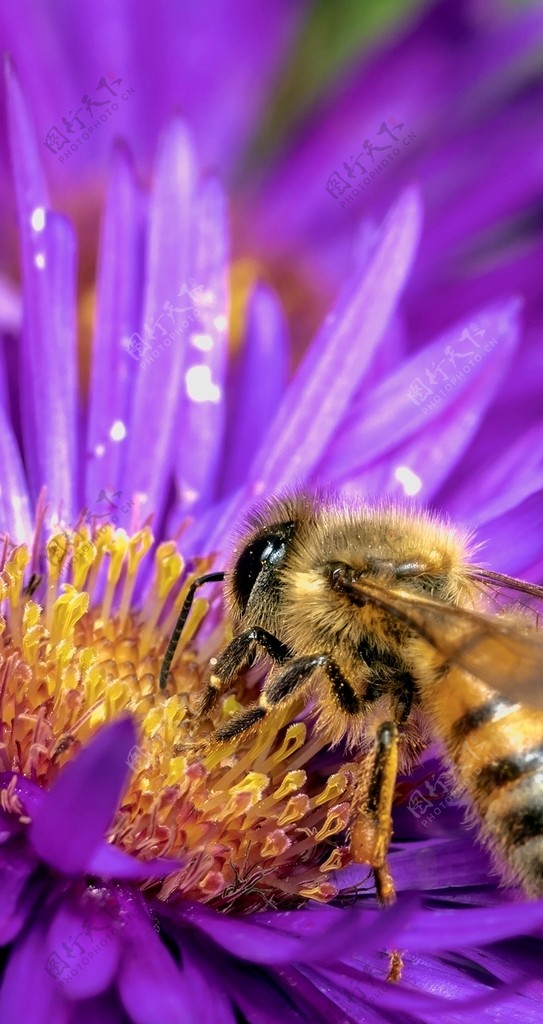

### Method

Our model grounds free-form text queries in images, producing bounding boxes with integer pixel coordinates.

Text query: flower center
[0,522,356,911]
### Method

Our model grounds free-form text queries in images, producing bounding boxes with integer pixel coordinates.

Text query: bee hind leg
[351,721,398,904]
[351,721,403,983]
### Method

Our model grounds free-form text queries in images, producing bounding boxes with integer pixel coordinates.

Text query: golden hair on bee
[161,489,543,912]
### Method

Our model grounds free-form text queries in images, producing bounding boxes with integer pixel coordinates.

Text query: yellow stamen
[0,524,360,912]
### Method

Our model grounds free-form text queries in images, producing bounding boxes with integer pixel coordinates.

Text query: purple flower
[1,3,543,1022]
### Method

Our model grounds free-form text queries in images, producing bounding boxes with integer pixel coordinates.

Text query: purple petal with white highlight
[86,143,145,508]
[17,212,79,522]
[247,187,423,493]
[173,175,229,516]
[0,400,32,542]
[3,60,80,520]
[4,53,48,219]
[338,317,519,503]
[219,282,289,497]
[30,718,135,873]
[121,118,197,526]
[324,298,520,487]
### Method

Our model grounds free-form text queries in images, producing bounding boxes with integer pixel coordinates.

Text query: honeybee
[160,491,543,905]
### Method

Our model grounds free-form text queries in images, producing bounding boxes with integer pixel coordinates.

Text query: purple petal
[0,809,22,845]
[300,963,405,1024]
[0,839,38,943]
[0,772,46,820]
[336,836,492,896]
[182,485,242,558]
[121,118,196,526]
[0,399,33,542]
[277,964,375,1024]
[19,212,79,523]
[475,490,543,578]
[358,311,407,393]
[85,142,145,510]
[118,906,194,1024]
[180,949,237,1024]
[399,900,543,953]
[66,992,130,1024]
[224,961,310,1024]
[4,53,48,218]
[440,421,543,524]
[173,176,229,516]
[252,3,543,295]
[182,898,416,965]
[4,60,78,522]
[0,915,70,1023]
[324,298,520,488]
[88,842,184,881]
[30,718,135,873]
[0,273,21,330]
[314,956,537,1019]
[219,282,289,498]
[47,898,120,999]
[247,187,422,492]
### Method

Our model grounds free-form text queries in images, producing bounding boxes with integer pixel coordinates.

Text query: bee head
[228,520,298,623]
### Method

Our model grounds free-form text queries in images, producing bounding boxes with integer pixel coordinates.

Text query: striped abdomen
[420,666,543,897]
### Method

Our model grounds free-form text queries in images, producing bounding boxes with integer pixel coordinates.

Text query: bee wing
[338,575,543,710]
[468,568,543,603]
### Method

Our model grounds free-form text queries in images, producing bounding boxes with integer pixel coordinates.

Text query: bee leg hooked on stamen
[350,720,403,982]
[386,949,404,984]
[350,720,398,897]
[197,627,291,718]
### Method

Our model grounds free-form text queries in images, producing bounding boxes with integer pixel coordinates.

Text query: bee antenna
[159,571,225,690]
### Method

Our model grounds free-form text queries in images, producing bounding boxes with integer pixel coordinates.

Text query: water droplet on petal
[394,465,422,496]
[109,419,127,442]
[185,365,221,403]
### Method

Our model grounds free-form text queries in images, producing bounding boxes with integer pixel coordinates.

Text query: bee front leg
[198,628,291,717]
[351,721,398,906]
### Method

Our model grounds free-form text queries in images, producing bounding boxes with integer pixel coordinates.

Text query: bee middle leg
[216,653,360,741]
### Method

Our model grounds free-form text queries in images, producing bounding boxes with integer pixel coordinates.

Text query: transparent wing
[336,572,543,709]
[465,565,540,602]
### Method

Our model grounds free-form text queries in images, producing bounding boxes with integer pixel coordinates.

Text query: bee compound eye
[259,536,287,566]
[232,526,294,613]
